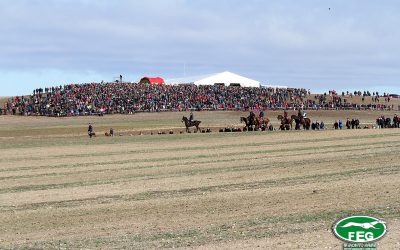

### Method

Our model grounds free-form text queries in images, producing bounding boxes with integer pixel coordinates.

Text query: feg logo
[333,216,386,243]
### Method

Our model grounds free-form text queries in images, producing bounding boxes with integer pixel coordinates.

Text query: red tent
[140,77,165,85]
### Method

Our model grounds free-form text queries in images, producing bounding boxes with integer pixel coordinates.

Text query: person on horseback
[298,108,306,121]
[259,110,265,119]
[189,111,194,124]
[297,108,302,118]
[248,111,255,126]
[297,108,304,126]
[259,110,265,128]
[283,110,288,124]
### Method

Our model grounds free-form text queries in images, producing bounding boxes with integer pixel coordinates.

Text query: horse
[182,116,201,133]
[277,115,292,130]
[240,117,254,131]
[257,117,270,131]
[293,117,302,130]
[254,117,261,131]
[291,115,311,130]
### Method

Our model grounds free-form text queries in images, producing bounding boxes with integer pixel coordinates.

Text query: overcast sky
[1,0,399,96]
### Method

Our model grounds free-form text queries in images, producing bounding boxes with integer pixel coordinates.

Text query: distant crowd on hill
[313,90,396,111]
[0,83,397,116]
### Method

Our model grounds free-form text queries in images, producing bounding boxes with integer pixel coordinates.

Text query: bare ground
[0,113,399,249]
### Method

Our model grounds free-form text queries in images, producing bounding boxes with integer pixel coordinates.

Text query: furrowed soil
[0,111,399,249]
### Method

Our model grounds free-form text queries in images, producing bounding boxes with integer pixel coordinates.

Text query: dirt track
[0,113,399,249]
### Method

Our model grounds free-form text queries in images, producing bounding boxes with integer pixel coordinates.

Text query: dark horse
[182,116,201,132]
[291,115,311,130]
[240,117,254,130]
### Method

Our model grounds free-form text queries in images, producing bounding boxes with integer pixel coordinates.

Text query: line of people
[332,119,360,129]
[376,114,399,128]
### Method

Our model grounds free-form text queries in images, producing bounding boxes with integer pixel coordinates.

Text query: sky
[0,0,399,96]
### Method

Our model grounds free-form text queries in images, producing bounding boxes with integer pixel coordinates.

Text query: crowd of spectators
[2,83,309,116]
[310,90,396,111]
[0,83,397,116]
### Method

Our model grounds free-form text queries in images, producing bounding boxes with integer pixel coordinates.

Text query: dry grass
[0,112,399,249]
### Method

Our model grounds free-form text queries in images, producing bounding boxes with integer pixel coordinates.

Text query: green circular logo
[333,216,387,243]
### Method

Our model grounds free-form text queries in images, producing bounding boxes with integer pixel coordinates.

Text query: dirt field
[0,112,399,249]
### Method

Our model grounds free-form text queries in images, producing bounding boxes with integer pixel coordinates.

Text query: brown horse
[291,115,311,130]
[182,116,201,133]
[254,117,261,130]
[256,117,271,131]
[277,114,292,130]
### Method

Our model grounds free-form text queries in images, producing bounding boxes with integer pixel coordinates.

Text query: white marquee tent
[166,71,261,88]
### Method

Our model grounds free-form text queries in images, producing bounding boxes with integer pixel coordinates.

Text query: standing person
[394,114,399,128]
[338,119,343,130]
[88,123,94,138]
[110,128,114,137]
[346,118,351,129]
[334,120,339,130]
[351,119,355,129]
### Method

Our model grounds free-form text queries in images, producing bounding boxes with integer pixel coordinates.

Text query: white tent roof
[261,84,289,89]
[166,71,260,88]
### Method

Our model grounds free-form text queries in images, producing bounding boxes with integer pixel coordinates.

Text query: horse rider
[258,110,265,123]
[283,110,288,124]
[188,111,195,125]
[248,111,255,126]
[298,108,306,122]
[259,110,265,119]
[88,123,93,138]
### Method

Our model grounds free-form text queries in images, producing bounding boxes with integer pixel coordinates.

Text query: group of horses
[240,116,273,131]
[241,114,312,131]
[276,114,311,130]
[181,112,312,133]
